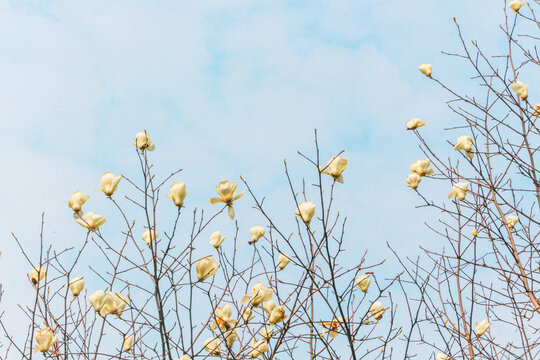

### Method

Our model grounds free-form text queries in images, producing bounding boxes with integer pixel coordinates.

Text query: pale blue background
[0,0,506,356]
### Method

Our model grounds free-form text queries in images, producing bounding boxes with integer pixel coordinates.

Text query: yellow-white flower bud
[89,289,105,311]
[296,201,316,224]
[511,80,528,100]
[133,130,155,151]
[418,64,432,77]
[249,225,265,245]
[406,173,421,190]
[142,229,158,246]
[250,339,269,358]
[204,337,221,356]
[74,211,106,231]
[369,301,386,320]
[454,135,475,159]
[69,276,85,297]
[97,172,121,196]
[409,158,434,177]
[28,266,46,285]
[34,327,57,353]
[68,191,89,212]
[278,253,291,270]
[195,256,219,282]
[448,182,469,201]
[475,319,490,337]
[122,335,133,352]
[355,274,371,293]
[268,305,286,325]
[167,181,186,207]
[320,156,348,183]
[509,1,526,13]
[209,230,225,249]
[506,215,519,230]
[406,118,426,130]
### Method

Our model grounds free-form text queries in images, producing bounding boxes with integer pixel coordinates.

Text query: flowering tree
[2,130,401,359]
[398,1,540,359]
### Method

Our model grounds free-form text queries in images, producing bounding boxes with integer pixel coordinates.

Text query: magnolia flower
[511,80,528,100]
[133,130,155,151]
[34,327,57,353]
[509,1,526,13]
[167,181,187,207]
[96,172,121,196]
[278,253,291,270]
[225,329,238,347]
[320,318,345,338]
[209,230,225,249]
[28,266,46,285]
[75,211,106,231]
[262,300,276,314]
[89,290,106,311]
[436,353,449,360]
[261,327,274,340]
[204,337,221,356]
[355,274,371,293]
[242,282,273,306]
[269,305,286,324]
[369,301,386,320]
[242,306,256,322]
[418,64,432,77]
[211,304,234,330]
[534,104,540,116]
[454,135,475,159]
[448,182,469,201]
[410,158,434,177]
[320,156,348,183]
[406,118,426,130]
[99,292,129,317]
[296,201,316,224]
[122,335,133,352]
[406,173,421,190]
[209,180,245,219]
[196,256,219,282]
[475,319,490,337]
[177,355,191,360]
[69,276,85,297]
[249,226,265,245]
[68,191,89,212]
[250,339,269,358]
[142,229,158,246]
[506,215,519,230]
[472,228,478,237]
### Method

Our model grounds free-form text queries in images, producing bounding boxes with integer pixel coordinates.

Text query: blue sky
[0,0,507,355]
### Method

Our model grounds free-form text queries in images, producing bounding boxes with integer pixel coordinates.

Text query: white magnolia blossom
[250,339,269,358]
[472,228,478,237]
[34,327,57,353]
[142,229,158,246]
[209,230,225,249]
[204,337,221,356]
[454,135,475,159]
[320,156,348,183]
[436,353,449,360]
[369,301,386,320]
[242,282,274,307]
[278,253,291,270]
[167,181,187,207]
[506,215,519,230]
[211,304,233,331]
[261,327,274,339]
[122,335,133,352]
[418,63,432,77]
[225,329,238,347]
[209,180,245,219]
[296,201,316,224]
[96,172,121,196]
[406,173,421,190]
[409,158,434,177]
[448,182,469,201]
[69,276,85,297]
[133,130,155,151]
[68,191,89,212]
[88,290,128,317]
[249,225,265,245]
[476,319,490,337]
[406,118,426,130]
[355,274,371,293]
[195,256,219,282]
[262,300,276,314]
[269,305,287,325]
[511,80,528,100]
[242,306,256,322]
[509,0,526,13]
[28,266,46,285]
[74,211,106,231]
